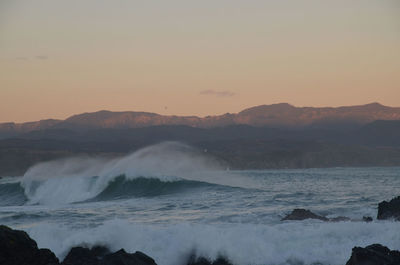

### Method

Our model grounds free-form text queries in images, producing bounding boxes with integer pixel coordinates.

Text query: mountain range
[1,102,400,176]
[1,103,400,137]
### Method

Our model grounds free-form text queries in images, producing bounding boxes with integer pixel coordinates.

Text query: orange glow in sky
[0,0,399,122]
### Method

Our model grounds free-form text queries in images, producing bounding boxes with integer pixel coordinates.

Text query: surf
[0,180,27,206]
[25,219,400,265]
[19,142,249,205]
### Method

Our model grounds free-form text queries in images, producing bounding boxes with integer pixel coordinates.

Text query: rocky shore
[0,224,233,265]
[346,244,400,265]
[1,224,399,265]
[1,195,399,265]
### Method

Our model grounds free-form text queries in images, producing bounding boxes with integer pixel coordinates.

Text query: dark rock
[61,246,109,265]
[281,209,329,221]
[362,216,373,222]
[377,196,400,221]
[346,244,400,265]
[0,225,59,265]
[91,246,112,257]
[100,249,157,265]
[281,209,361,222]
[38,249,59,265]
[0,225,158,265]
[62,246,157,265]
[187,255,232,265]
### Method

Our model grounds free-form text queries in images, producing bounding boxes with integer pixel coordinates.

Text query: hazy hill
[2,103,400,176]
[1,120,400,176]
[1,103,400,137]
[0,119,60,138]
[351,120,400,147]
[6,120,400,148]
[236,103,400,128]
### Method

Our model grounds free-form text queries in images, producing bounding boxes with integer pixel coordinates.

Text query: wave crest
[0,181,27,206]
[93,175,215,201]
[20,142,244,205]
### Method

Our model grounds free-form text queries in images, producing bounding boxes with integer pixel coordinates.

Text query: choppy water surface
[0,143,399,265]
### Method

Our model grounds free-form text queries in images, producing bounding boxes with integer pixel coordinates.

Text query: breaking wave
[19,142,247,205]
[0,180,27,206]
[93,176,218,201]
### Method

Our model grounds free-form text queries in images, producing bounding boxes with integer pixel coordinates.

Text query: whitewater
[0,142,399,265]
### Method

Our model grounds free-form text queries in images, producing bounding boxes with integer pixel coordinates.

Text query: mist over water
[1,142,400,265]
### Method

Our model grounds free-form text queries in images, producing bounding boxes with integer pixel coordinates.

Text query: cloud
[15,57,28,61]
[199,89,235,97]
[35,55,48,60]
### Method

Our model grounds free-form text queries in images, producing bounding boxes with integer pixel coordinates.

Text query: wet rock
[101,249,157,265]
[0,225,59,265]
[377,196,400,221]
[38,249,59,265]
[362,216,373,222]
[62,246,157,265]
[0,225,157,265]
[281,209,370,222]
[281,209,329,221]
[61,246,110,265]
[346,244,400,265]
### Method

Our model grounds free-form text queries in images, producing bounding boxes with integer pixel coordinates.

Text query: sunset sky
[0,0,399,123]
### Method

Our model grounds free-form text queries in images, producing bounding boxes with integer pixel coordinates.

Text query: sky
[0,0,399,123]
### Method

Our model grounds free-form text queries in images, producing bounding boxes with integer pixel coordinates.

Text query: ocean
[0,142,399,265]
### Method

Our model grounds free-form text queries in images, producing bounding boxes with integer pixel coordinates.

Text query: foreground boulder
[61,246,109,265]
[346,244,400,265]
[0,225,157,265]
[62,246,157,265]
[281,209,329,221]
[0,225,59,265]
[377,196,400,221]
[101,249,157,265]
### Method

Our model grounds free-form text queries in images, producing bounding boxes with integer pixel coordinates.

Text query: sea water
[0,142,399,265]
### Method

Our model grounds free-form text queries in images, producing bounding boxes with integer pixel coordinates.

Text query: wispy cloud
[13,55,49,61]
[199,89,235,97]
[15,57,28,61]
[35,55,48,60]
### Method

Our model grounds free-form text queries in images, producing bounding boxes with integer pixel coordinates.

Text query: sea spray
[25,219,400,265]
[1,166,400,265]
[20,142,249,205]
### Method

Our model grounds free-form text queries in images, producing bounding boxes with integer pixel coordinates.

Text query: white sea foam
[6,164,400,265]
[21,142,249,205]
[25,219,400,265]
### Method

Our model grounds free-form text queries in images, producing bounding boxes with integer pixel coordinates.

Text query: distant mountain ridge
[1,103,400,135]
[2,103,400,175]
